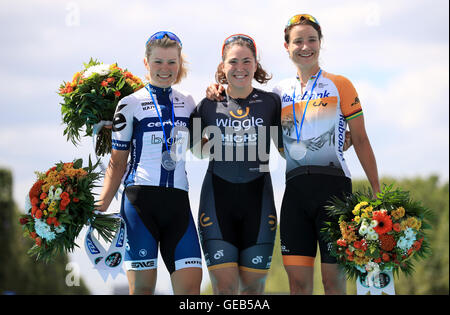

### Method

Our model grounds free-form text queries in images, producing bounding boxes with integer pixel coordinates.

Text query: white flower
[367,232,378,241]
[359,225,368,235]
[370,220,378,228]
[367,226,376,235]
[54,187,63,200]
[83,64,111,78]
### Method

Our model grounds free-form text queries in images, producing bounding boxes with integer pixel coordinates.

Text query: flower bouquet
[59,58,144,156]
[322,184,432,291]
[19,158,120,262]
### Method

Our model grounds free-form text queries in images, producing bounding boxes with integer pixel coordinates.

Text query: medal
[161,150,177,171]
[146,84,178,171]
[289,141,307,160]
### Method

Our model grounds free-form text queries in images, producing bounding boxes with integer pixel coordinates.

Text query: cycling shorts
[280,173,352,266]
[198,172,277,273]
[120,185,202,274]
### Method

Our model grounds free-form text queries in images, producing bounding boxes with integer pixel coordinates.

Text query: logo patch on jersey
[112,104,128,131]
[229,107,250,119]
[351,97,360,107]
[199,213,213,227]
[268,215,277,231]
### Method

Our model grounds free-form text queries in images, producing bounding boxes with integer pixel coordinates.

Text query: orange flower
[382,252,390,262]
[101,80,108,87]
[106,77,115,83]
[379,234,396,251]
[373,211,393,235]
[73,197,80,203]
[393,223,401,232]
[35,210,43,219]
[413,240,422,251]
[114,90,121,97]
[29,180,44,199]
[31,197,39,206]
[337,239,347,247]
[60,192,70,200]
[60,198,70,208]
[39,202,47,210]
[35,237,42,247]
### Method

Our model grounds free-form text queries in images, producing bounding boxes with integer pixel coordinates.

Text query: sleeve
[336,75,363,121]
[188,99,206,150]
[111,97,134,151]
[270,93,284,151]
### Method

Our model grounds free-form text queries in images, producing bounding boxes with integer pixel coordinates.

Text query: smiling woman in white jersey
[96,31,202,295]
[275,14,381,295]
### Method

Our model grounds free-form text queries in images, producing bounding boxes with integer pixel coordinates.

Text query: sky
[0,0,448,294]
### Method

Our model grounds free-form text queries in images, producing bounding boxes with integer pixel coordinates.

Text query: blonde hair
[145,36,188,85]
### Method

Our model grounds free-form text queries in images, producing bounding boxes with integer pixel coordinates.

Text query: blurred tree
[0,168,90,294]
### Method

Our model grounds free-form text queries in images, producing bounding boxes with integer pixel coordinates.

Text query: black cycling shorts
[198,172,277,273]
[120,185,202,274]
[280,173,352,266]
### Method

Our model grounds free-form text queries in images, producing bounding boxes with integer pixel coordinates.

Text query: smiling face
[144,46,180,88]
[284,24,321,72]
[221,44,257,93]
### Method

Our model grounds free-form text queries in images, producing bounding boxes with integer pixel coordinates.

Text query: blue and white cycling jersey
[112,83,196,191]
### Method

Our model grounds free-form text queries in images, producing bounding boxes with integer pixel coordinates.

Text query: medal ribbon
[292,69,322,143]
[145,84,175,153]
[84,213,127,282]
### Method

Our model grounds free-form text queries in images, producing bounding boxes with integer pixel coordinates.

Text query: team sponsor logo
[115,222,125,247]
[86,233,100,254]
[229,107,250,119]
[281,90,331,103]
[199,212,213,227]
[252,256,263,265]
[139,249,147,257]
[216,116,263,131]
[268,214,277,231]
[351,96,360,107]
[147,119,187,128]
[105,252,122,268]
[214,250,224,260]
[130,260,156,269]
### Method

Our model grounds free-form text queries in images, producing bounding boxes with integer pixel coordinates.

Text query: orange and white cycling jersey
[273,69,363,179]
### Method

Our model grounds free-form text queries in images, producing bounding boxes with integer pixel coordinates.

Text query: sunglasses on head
[221,34,257,57]
[284,14,320,32]
[146,31,182,47]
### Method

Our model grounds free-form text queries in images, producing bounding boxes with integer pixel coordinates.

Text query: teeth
[234,75,246,79]
[299,52,313,57]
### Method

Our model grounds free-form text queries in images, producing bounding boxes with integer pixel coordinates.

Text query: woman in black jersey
[190,34,283,294]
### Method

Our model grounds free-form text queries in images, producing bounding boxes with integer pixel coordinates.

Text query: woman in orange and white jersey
[276,14,380,295]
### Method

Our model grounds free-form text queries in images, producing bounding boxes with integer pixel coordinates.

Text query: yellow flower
[392,206,406,220]
[354,216,361,224]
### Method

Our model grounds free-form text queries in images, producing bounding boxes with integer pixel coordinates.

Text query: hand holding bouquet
[59,59,144,156]
[19,158,119,262]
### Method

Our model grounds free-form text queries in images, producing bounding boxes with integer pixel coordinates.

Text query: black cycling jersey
[190,88,282,273]
[190,88,283,183]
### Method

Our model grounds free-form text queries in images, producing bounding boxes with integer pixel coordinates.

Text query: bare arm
[347,115,380,197]
[95,149,129,212]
